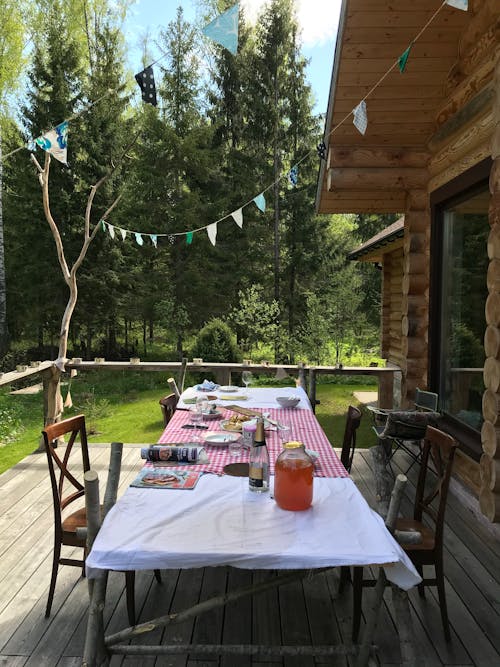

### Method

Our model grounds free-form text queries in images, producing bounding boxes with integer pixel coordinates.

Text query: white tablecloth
[86,475,421,590]
[177,385,312,411]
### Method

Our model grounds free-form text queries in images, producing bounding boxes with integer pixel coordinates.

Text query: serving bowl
[276,396,300,408]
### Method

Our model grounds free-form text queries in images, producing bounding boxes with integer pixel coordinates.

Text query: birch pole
[31,151,123,427]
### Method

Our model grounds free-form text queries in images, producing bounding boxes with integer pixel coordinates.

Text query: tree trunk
[0,131,8,355]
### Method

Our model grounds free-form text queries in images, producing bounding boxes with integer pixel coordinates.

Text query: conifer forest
[0,0,394,367]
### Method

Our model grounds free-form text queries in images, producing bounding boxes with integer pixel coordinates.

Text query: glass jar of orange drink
[274,441,313,511]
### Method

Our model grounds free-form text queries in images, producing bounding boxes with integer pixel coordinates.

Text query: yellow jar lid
[284,441,304,449]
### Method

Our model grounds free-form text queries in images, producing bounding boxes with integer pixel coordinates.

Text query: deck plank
[0,446,498,666]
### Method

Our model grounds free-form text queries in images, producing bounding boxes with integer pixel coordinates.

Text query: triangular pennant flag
[100,220,106,232]
[35,120,69,164]
[108,224,115,240]
[398,45,412,73]
[445,0,468,10]
[186,231,193,245]
[253,193,266,213]
[120,228,127,241]
[231,208,243,228]
[317,141,326,160]
[352,100,368,135]
[289,165,298,186]
[202,3,239,55]
[134,65,157,106]
[150,234,157,248]
[135,232,144,246]
[70,369,78,378]
[207,222,217,246]
[63,389,73,408]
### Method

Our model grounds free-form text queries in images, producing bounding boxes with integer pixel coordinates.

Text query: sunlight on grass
[0,374,379,474]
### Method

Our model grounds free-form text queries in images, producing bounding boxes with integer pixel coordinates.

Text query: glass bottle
[248,417,270,493]
[274,441,313,510]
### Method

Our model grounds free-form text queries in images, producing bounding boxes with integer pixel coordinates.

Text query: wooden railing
[0,359,402,413]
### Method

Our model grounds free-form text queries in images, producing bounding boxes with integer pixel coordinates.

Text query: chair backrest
[415,388,439,412]
[42,415,90,523]
[159,393,178,427]
[414,425,457,544]
[340,405,362,473]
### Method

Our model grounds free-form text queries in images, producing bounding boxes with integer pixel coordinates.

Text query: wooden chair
[368,388,439,470]
[352,425,458,642]
[159,392,178,427]
[43,415,149,624]
[340,405,362,473]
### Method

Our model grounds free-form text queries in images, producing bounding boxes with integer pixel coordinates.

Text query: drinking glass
[228,437,242,457]
[189,397,206,441]
[242,370,253,390]
[277,424,292,447]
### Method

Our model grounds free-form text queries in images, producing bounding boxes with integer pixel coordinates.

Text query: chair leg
[338,565,351,594]
[352,566,364,642]
[154,569,162,583]
[125,571,136,626]
[46,542,61,617]
[435,559,451,642]
[415,563,425,598]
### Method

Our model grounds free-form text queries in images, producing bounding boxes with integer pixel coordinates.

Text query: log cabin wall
[382,247,404,372]
[316,0,499,519]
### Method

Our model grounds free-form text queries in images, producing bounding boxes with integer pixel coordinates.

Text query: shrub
[191,319,241,363]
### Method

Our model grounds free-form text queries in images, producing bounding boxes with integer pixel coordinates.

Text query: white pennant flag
[445,0,468,10]
[120,228,127,241]
[34,120,69,164]
[135,232,144,246]
[231,208,243,228]
[207,222,217,246]
[108,224,115,239]
[352,100,368,135]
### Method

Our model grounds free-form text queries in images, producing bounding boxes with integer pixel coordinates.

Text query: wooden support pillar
[401,189,430,406]
[297,363,307,391]
[480,54,500,522]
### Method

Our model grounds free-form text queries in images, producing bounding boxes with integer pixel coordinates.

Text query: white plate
[219,385,239,392]
[204,432,240,445]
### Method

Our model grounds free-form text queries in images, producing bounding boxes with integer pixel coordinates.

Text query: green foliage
[191,318,241,362]
[450,323,484,368]
[229,285,280,353]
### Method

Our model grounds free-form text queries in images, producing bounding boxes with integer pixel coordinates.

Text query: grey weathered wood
[0,447,499,666]
[105,567,334,648]
[110,643,357,657]
[103,442,123,518]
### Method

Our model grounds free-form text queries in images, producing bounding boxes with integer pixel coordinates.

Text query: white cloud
[241,0,341,46]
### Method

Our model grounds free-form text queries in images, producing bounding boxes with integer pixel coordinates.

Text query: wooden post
[82,470,109,667]
[481,52,500,522]
[308,367,317,413]
[297,363,307,390]
[178,357,188,394]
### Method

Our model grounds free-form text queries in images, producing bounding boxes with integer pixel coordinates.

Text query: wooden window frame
[429,158,492,461]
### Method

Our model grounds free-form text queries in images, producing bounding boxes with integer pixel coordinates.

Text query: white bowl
[276,396,300,408]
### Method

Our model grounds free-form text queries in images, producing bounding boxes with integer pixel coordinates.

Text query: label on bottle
[249,464,263,487]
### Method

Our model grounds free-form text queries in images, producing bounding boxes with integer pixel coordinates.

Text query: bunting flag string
[9,0,466,251]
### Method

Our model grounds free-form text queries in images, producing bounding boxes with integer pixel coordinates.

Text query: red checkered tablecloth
[152,407,348,478]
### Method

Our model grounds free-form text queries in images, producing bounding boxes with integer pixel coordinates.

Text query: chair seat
[395,517,435,552]
[62,506,87,547]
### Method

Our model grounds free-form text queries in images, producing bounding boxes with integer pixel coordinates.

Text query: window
[430,160,491,458]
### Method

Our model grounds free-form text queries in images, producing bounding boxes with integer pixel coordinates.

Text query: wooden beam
[328,167,427,191]
[328,146,429,169]
[432,87,494,148]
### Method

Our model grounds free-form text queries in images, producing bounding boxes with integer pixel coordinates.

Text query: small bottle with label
[248,417,270,493]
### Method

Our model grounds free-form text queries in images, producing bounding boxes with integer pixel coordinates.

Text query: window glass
[439,188,489,431]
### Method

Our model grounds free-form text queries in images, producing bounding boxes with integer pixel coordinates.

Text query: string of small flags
[98,0,468,249]
[4,0,468,250]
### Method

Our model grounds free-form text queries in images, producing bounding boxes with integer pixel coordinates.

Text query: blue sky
[123,0,341,116]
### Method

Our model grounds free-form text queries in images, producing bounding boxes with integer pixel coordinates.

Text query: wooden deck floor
[0,443,499,667]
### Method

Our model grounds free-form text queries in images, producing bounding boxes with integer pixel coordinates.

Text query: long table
[84,387,421,665]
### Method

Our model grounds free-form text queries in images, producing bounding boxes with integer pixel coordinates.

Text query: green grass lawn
[0,372,378,475]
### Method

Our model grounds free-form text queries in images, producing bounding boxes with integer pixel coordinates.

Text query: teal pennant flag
[445,0,468,10]
[398,45,412,73]
[135,232,144,246]
[186,231,193,245]
[202,3,239,55]
[253,193,266,213]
